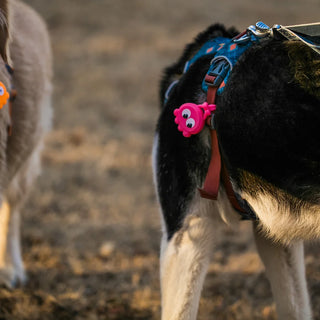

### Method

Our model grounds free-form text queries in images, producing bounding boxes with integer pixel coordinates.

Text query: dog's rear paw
[0,266,27,289]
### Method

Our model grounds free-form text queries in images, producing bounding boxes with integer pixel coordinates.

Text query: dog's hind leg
[153,129,222,320]
[160,200,217,320]
[253,224,312,320]
[160,197,217,320]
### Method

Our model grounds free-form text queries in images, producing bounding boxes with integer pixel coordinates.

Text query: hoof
[0,266,27,289]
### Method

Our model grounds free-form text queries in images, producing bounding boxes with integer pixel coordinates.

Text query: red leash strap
[198,82,221,200]
[206,75,218,103]
[198,77,247,213]
[221,162,246,212]
[198,129,221,199]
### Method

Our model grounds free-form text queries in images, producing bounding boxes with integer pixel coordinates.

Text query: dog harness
[170,21,320,220]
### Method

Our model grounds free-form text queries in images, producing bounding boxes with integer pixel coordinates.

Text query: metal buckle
[248,21,271,37]
[234,21,272,43]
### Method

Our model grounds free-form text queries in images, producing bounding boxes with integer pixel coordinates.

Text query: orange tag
[0,82,9,109]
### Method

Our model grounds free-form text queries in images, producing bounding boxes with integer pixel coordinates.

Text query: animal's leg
[160,199,216,320]
[0,201,26,287]
[153,130,220,320]
[7,206,25,286]
[0,200,26,287]
[0,144,43,288]
[253,224,312,320]
[0,200,13,287]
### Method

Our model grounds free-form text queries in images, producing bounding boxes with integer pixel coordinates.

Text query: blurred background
[0,0,319,319]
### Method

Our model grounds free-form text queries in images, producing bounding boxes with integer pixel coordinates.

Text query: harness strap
[198,78,221,199]
[199,129,221,200]
[220,163,246,213]
[205,75,219,104]
[198,74,247,214]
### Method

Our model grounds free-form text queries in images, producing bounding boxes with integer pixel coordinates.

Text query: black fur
[156,25,237,239]
[216,40,320,203]
[156,58,211,238]
[155,23,320,239]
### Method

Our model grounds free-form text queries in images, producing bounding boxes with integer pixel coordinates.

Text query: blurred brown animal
[0,0,52,287]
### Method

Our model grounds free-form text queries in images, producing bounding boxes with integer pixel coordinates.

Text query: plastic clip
[205,58,230,87]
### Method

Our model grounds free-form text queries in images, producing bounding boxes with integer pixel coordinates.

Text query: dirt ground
[0,0,320,319]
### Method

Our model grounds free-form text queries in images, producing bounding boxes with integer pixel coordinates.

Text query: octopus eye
[186,118,195,128]
[0,87,4,96]
[182,109,191,119]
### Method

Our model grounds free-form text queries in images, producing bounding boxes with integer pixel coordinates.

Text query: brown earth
[0,0,320,319]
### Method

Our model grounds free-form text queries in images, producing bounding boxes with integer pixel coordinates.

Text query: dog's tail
[0,0,10,65]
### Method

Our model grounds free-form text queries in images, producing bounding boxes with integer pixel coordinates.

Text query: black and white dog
[153,23,320,319]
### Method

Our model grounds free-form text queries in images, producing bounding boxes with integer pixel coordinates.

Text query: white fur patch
[160,209,216,320]
[244,192,320,243]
